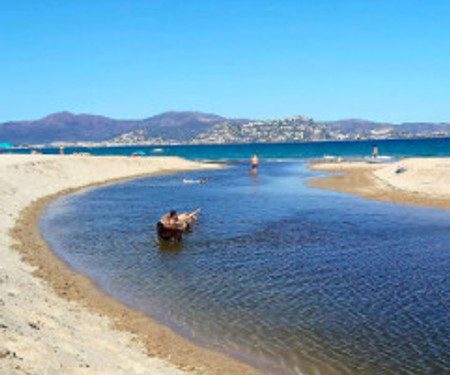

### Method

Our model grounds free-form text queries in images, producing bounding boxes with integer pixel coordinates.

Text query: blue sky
[1,0,450,123]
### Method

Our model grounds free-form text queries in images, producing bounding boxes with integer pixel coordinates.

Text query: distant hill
[325,119,450,138]
[399,122,450,134]
[112,111,248,144]
[1,111,450,146]
[0,112,139,144]
[325,119,394,133]
[0,111,243,145]
[190,116,335,144]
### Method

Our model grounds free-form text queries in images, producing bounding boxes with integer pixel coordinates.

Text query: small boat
[365,155,392,164]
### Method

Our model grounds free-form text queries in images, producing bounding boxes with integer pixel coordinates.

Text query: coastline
[1,155,260,375]
[308,157,450,210]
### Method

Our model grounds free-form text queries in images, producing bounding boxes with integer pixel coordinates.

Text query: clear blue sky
[1,0,450,123]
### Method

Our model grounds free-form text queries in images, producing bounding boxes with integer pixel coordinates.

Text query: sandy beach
[309,157,450,210]
[0,154,261,375]
[2,154,449,375]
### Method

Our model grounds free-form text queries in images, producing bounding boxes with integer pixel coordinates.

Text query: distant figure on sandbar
[250,154,259,174]
[372,145,378,159]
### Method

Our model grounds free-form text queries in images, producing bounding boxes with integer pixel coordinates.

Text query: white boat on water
[365,155,393,164]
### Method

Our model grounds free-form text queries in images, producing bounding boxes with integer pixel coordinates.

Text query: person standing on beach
[372,145,378,159]
[250,154,259,173]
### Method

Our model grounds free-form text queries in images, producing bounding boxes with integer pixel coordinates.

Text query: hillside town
[2,111,450,147]
[107,115,450,146]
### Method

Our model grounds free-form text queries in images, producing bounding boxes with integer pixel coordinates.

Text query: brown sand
[1,155,261,375]
[308,158,450,210]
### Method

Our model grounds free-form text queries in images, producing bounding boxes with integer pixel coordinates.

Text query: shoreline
[4,154,449,375]
[1,155,260,375]
[308,157,450,210]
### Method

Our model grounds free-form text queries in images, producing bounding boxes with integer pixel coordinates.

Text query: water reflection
[41,162,450,375]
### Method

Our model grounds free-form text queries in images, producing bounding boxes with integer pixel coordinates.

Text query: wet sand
[309,157,450,210]
[1,155,260,375]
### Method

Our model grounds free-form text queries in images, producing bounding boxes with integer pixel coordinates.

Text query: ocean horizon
[8,137,450,162]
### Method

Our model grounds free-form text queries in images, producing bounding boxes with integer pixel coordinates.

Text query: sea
[11,137,450,160]
[39,138,450,375]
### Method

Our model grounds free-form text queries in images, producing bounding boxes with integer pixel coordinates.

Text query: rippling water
[41,162,450,375]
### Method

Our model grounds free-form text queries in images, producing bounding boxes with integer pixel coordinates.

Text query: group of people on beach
[162,146,384,239]
[160,144,378,242]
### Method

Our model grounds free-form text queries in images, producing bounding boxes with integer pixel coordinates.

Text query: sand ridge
[309,157,450,210]
[0,155,260,375]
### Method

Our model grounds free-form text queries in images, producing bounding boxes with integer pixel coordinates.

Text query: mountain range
[1,111,449,146]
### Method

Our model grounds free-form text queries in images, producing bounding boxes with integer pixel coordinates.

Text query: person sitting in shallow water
[160,210,179,228]
[177,208,201,224]
[160,209,200,231]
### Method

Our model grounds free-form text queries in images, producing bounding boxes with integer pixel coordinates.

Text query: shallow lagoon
[41,162,450,375]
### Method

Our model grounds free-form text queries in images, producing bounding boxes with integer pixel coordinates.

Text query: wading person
[250,154,259,173]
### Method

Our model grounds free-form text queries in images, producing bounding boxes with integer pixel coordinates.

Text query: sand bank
[0,155,260,375]
[309,157,450,210]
